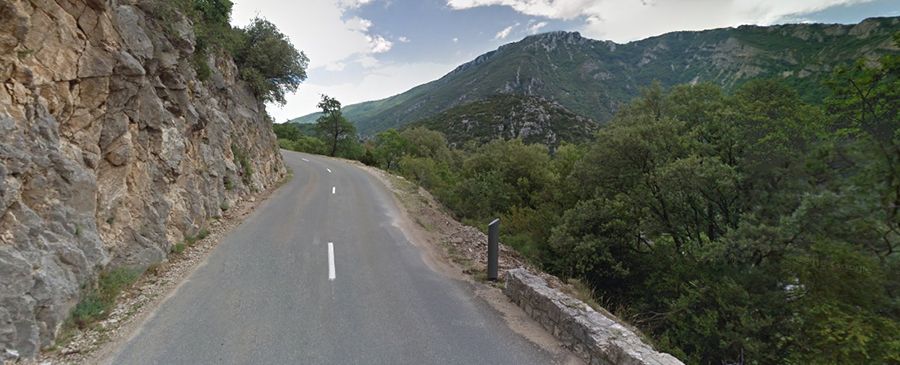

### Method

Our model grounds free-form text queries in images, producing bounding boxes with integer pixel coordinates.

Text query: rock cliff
[0,0,285,358]
[410,94,598,149]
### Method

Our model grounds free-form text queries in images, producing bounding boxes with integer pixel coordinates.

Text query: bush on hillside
[233,18,309,105]
[143,0,307,103]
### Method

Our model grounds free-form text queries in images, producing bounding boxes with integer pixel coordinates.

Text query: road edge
[26,170,293,365]
[354,163,584,365]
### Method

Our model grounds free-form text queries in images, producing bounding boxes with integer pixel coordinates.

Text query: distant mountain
[407,95,598,149]
[292,17,900,137]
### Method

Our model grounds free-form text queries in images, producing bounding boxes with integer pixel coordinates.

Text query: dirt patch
[357,164,583,365]
[22,175,289,365]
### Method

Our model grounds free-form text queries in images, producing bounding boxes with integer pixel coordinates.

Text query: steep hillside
[0,0,285,357]
[408,95,597,148]
[293,16,900,135]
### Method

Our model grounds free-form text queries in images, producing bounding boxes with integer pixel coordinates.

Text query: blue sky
[231,0,900,122]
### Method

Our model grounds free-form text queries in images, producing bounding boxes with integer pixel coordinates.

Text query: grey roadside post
[487,218,500,281]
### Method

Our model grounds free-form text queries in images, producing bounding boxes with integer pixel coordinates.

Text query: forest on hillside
[275,40,900,364]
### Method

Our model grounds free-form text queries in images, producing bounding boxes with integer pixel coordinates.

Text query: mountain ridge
[292,16,900,136]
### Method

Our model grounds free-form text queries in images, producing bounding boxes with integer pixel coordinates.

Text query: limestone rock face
[0,0,285,357]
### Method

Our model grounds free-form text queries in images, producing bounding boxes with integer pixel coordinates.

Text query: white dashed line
[301,158,309,162]
[332,186,336,194]
[328,242,335,281]
[326,168,332,173]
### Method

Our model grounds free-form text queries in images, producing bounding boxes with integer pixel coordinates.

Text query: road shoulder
[355,163,583,365]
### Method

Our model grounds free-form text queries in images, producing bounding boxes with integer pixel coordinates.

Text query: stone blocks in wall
[504,268,684,365]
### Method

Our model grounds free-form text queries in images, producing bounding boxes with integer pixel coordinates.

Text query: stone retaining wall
[504,268,684,365]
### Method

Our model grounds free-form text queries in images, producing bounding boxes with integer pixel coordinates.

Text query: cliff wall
[0,0,285,357]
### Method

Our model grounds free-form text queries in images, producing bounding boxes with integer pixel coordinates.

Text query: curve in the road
[107,150,566,365]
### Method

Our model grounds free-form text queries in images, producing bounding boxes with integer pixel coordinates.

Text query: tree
[462,139,555,212]
[233,18,308,105]
[373,129,409,170]
[826,37,900,262]
[314,95,356,157]
[400,127,453,163]
[272,122,303,141]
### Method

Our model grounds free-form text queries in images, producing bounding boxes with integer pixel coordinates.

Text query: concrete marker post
[487,218,500,281]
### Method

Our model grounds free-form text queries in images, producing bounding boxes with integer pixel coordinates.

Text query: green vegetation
[171,243,187,254]
[409,94,598,148]
[280,44,900,363]
[69,268,141,329]
[290,17,899,136]
[276,97,369,161]
[179,229,209,249]
[143,0,307,103]
[315,95,358,157]
[231,144,253,186]
[273,122,305,141]
[233,18,309,105]
[223,176,234,191]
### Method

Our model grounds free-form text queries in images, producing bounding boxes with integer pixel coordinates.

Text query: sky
[230,0,900,122]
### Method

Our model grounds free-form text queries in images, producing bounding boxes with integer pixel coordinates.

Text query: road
[107,150,562,364]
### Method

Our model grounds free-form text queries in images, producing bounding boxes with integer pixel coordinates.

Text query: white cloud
[345,17,373,32]
[338,0,374,9]
[324,62,347,71]
[448,0,594,19]
[453,37,459,43]
[357,55,381,68]
[528,21,548,34]
[495,24,517,39]
[398,36,411,43]
[232,0,392,70]
[447,0,874,42]
[367,35,394,53]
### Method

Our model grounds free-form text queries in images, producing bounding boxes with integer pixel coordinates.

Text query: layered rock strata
[0,0,285,357]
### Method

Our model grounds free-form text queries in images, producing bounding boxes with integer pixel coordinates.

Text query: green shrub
[171,243,186,254]
[231,144,253,186]
[232,18,309,105]
[192,52,212,80]
[280,136,328,155]
[69,268,141,329]
[278,138,295,150]
[223,176,234,191]
[197,228,210,239]
[70,295,105,329]
[142,0,306,102]
[360,148,378,166]
[273,123,304,141]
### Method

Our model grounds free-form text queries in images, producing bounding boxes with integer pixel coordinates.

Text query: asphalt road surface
[108,150,562,365]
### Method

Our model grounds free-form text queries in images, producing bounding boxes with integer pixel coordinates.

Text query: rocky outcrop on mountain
[0,0,285,358]
[410,95,598,148]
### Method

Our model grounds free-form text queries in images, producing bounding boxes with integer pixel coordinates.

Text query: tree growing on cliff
[233,17,309,105]
[315,95,356,157]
